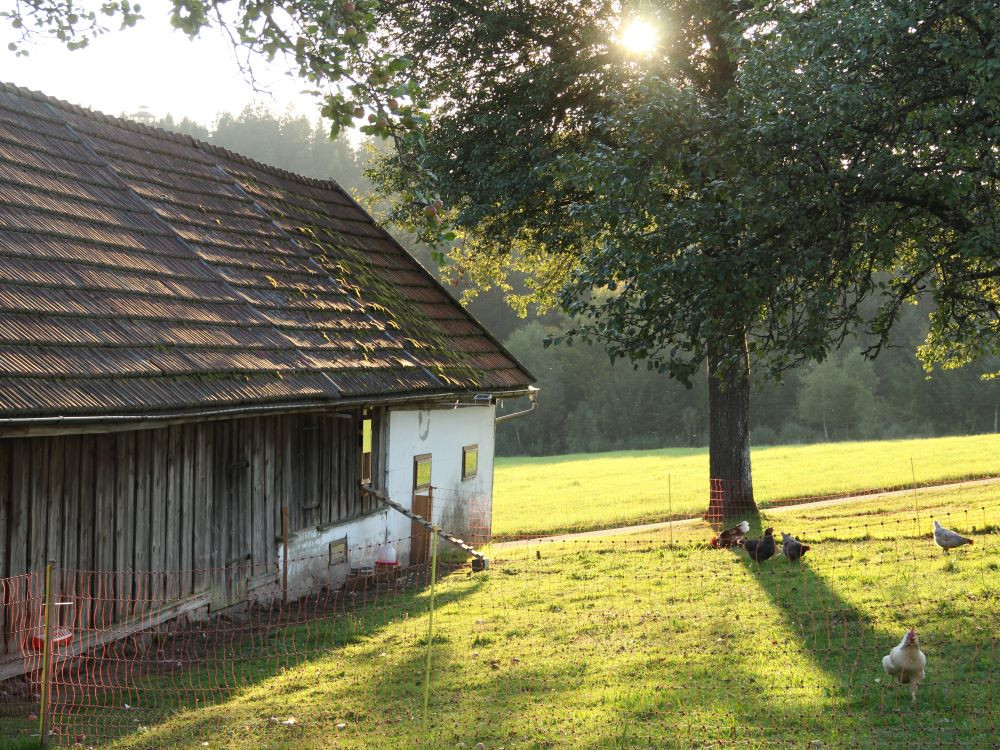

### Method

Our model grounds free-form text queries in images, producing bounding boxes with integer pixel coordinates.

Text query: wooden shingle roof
[0,82,533,422]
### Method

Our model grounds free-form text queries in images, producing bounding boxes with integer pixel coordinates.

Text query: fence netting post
[39,559,58,749]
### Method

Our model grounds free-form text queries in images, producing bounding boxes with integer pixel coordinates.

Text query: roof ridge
[198,141,347,192]
[0,80,350,193]
[0,80,199,148]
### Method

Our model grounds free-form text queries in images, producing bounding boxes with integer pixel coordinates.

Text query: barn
[0,82,534,648]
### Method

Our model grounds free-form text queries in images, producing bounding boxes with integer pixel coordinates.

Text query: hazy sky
[1,0,319,126]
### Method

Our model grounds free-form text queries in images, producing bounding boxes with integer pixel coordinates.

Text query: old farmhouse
[0,82,534,637]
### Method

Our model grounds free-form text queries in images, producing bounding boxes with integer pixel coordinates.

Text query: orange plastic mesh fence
[0,537,452,747]
[0,483,995,748]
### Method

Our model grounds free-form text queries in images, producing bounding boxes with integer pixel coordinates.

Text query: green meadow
[86,480,1000,749]
[3,437,995,748]
[492,433,1000,538]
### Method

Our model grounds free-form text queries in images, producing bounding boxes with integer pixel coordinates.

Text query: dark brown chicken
[739,527,776,563]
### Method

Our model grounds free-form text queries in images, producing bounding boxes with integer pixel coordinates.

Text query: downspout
[495,386,539,424]
[494,402,537,424]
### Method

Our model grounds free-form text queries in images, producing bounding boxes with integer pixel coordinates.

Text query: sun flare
[620,18,657,55]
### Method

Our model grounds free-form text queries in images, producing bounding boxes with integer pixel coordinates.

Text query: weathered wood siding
[0,410,379,600]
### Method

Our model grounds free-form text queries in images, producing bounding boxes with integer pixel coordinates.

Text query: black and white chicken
[711,520,749,549]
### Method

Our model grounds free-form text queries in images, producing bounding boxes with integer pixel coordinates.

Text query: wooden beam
[164,426,181,599]
[76,436,96,632]
[0,440,9,582]
[29,439,50,577]
[8,441,29,578]
[179,423,195,596]
[92,434,115,626]
[263,420,276,567]
[133,430,151,592]
[359,485,489,568]
[61,436,80,577]
[193,424,211,593]
[0,591,212,683]
[252,418,267,575]
[150,428,167,599]
[114,432,135,619]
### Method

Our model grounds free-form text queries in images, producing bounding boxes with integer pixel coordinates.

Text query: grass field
[94,480,1000,749]
[0,738,41,750]
[492,433,1000,538]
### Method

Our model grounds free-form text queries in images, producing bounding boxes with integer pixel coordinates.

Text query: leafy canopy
[373,0,999,383]
[7,0,999,382]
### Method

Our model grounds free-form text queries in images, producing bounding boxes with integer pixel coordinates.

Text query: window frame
[461,444,479,481]
[413,453,432,491]
[360,416,373,486]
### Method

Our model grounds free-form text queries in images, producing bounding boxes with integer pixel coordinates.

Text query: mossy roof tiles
[0,82,532,420]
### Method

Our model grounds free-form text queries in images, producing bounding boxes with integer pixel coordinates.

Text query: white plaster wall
[277,509,400,597]
[273,403,496,593]
[385,405,496,562]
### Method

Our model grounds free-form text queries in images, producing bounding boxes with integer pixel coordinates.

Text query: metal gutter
[0,387,535,438]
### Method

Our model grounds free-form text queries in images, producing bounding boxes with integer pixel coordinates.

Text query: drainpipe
[495,386,539,424]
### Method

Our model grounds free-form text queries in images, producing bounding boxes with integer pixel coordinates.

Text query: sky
[0,0,320,127]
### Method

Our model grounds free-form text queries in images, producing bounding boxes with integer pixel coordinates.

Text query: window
[462,444,478,480]
[360,417,373,485]
[413,454,432,490]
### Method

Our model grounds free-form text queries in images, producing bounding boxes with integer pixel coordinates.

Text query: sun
[620,18,657,55]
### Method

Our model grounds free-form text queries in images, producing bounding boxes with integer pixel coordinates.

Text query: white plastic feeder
[375,544,398,567]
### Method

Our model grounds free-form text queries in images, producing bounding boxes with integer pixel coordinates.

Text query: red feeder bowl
[374,561,400,583]
[31,626,73,651]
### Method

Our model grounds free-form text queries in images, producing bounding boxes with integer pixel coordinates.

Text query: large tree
[9,0,999,516]
[374,0,999,514]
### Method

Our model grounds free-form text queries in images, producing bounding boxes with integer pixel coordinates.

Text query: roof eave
[0,385,536,438]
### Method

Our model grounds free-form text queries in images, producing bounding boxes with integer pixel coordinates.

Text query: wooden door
[411,493,432,565]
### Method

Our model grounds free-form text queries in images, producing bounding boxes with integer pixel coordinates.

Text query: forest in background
[142,107,1000,457]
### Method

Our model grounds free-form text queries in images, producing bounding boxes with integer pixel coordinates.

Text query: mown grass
[99,483,1000,749]
[0,738,41,750]
[492,433,1000,538]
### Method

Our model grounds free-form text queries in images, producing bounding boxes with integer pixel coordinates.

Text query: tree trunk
[706,329,758,522]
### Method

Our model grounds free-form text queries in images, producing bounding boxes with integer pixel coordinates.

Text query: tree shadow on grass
[735,521,997,748]
[424,540,851,750]
[566,521,999,749]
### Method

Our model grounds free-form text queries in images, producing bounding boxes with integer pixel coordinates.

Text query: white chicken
[933,520,973,554]
[882,628,926,704]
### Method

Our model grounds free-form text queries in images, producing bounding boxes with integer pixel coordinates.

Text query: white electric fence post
[421,525,439,744]
[668,473,673,546]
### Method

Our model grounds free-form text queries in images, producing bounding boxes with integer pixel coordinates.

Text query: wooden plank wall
[0,410,374,644]
[287,414,365,531]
